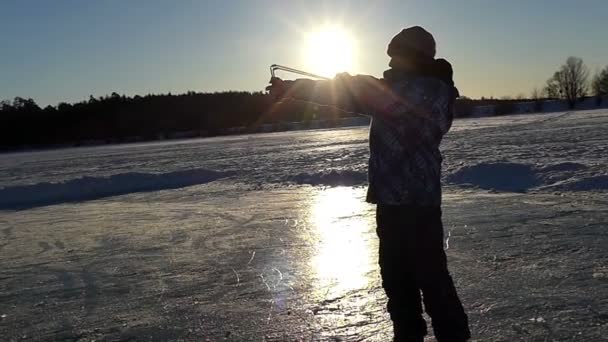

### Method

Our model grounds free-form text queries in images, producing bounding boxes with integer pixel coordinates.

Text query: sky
[1,0,607,106]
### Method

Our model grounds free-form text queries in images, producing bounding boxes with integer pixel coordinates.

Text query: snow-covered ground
[0,110,607,341]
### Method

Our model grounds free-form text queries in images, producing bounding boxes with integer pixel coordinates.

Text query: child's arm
[267,73,455,134]
[267,74,396,117]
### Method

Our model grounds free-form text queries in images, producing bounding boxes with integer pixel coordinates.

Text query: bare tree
[544,56,589,108]
[530,88,541,100]
[544,75,561,98]
[591,66,608,96]
[0,99,11,111]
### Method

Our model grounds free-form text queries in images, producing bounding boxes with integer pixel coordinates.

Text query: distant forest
[0,91,598,151]
[0,91,534,150]
[2,57,607,151]
[1,91,346,150]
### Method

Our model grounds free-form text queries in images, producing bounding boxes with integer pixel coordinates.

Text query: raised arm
[267,74,395,116]
[267,72,456,134]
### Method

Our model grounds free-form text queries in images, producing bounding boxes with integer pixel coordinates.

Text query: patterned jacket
[285,68,455,206]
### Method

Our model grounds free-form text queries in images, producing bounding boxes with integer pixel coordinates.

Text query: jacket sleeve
[281,74,455,134]
[428,82,455,135]
[367,78,455,136]
[281,74,394,117]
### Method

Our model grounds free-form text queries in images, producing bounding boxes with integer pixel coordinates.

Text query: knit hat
[387,26,436,59]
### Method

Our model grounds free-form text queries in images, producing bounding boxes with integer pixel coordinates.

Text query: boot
[393,320,425,342]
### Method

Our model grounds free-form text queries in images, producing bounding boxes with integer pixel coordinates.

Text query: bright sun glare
[304,26,356,77]
[308,187,372,297]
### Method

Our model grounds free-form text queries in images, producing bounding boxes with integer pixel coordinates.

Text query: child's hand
[266,77,292,99]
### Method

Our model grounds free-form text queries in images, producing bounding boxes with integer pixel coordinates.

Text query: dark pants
[376,205,470,342]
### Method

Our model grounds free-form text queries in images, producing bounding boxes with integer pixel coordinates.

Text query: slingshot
[270,64,330,80]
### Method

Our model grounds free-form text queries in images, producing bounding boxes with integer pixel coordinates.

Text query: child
[267,26,470,342]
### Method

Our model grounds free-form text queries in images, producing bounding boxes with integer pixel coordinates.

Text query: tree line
[2,57,607,150]
[0,91,345,150]
[539,56,608,107]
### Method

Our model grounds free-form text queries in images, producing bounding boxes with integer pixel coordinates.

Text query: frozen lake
[1,110,607,341]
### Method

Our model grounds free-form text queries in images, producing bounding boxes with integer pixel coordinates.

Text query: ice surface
[0,109,607,341]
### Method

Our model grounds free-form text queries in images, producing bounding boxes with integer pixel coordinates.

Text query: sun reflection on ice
[307,187,374,297]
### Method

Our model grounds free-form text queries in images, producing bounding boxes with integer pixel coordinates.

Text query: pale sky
[1,0,607,106]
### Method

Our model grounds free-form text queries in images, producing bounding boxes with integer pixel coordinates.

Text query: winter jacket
[283,67,456,206]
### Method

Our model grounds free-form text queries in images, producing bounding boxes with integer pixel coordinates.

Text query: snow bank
[283,161,606,193]
[0,168,230,210]
[446,163,541,192]
[446,162,607,193]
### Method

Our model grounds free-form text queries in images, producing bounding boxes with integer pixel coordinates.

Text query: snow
[0,169,231,210]
[0,109,607,341]
[447,162,542,192]
[446,161,608,193]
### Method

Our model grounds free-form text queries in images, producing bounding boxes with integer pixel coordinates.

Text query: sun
[303,25,356,78]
